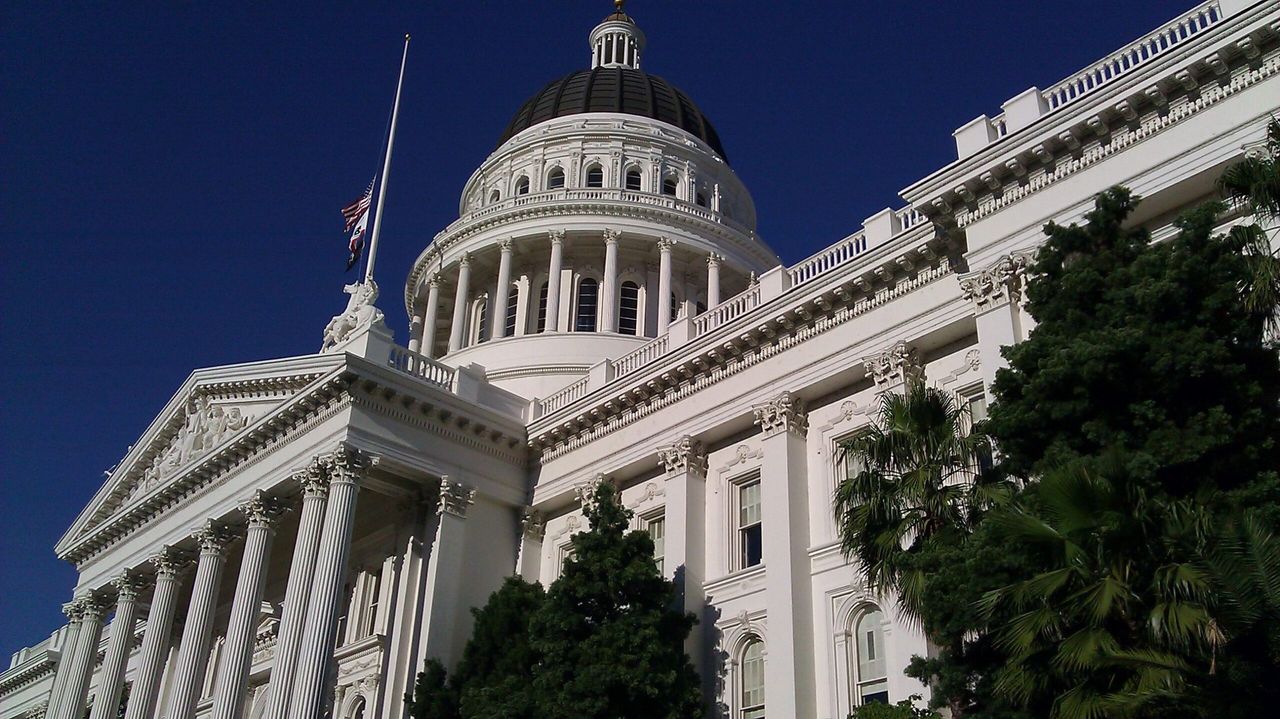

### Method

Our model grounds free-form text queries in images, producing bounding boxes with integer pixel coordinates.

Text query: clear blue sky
[0,0,1183,658]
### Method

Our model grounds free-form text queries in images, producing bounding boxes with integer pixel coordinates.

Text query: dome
[496,67,729,161]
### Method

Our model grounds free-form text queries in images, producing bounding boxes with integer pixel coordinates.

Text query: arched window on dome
[535,281,550,332]
[625,167,643,192]
[504,285,519,337]
[515,175,530,196]
[739,638,765,719]
[575,278,599,332]
[662,175,679,197]
[619,281,640,335]
[852,607,889,706]
[696,190,709,207]
[585,164,604,188]
[471,296,489,345]
[547,166,566,190]
[489,189,501,204]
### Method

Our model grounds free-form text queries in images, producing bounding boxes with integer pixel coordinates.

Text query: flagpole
[364,33,410,285]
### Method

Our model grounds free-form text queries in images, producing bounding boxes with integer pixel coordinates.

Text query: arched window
[347,697,366,719]
[662,176,679,196]
[575,278,599,332]
[505,286,519,337]
[473,296,489,344]
[515,176,530,196]
[696,190,708,207]
[585,164,604,188]
[547,166,565,190]
[854,608,889,705]
[740,639,765,718]
[625,167,643,191]
[489,189,500,203]
[536,281,550,332]
[619,281,640,335]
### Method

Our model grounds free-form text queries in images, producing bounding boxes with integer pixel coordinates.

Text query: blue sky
[0,0,1183,658]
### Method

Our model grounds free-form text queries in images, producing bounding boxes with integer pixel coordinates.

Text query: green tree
[1219,118,1280,328]
[531,482,703,719]
[849,694,941,719]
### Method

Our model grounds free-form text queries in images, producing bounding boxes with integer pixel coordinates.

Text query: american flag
[342,179,375,271]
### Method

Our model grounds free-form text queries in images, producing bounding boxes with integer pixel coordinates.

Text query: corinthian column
[706,254,722,308]
[657,238,674,333]
[290,446,370,719]
[165,521,235,719]
[448,254,472,352]
[44,602,83,717]
[123,548,187,719]
[263,462,330,719]
[211,493,285,719]
[421,274,442,358]
[601,229,620,332]
[493,239,514,339]
[87,576,145,719]
[50,595,107,719]
[545,230,565,332]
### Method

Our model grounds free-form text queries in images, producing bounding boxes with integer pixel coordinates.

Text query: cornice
[0,651,55,696]
[347,383,526,466]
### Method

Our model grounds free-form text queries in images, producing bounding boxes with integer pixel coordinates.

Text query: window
[741,639,765,718]
[695,300,707,316]
[515,176,530,196]
[662,176,679,196]
[625,167,642,191]
[696,191,708,207]
[738,478,763,569]
[489,189,500,203]
[585,164,604,188]
[646,514,666,574]
[474,297,489,343]
[363,570,382,637]
[505,286,519,337]
[547,167,565,190]
[965,389,993,474]
[854,609,889,705]
[619,281,640,335]
[670,292,681,321]
[536,281,549,332]
[575,278,599,332]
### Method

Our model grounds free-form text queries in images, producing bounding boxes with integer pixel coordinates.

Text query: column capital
[111,573,147,601]
[293,457,330,498]
[520,506,546,541]
[149,545,191,578]
[752,391,808,438]
[427,272,441,288]
[238,491,287,529]
[656,237,675,252]
[863,340,923,390]
[603,228,621,245]
[498,238,513,253]
[64,594,109,622]
[458,252,472,268]
[193,520,236,556]
[657,435,707,476]
[324,444,373,485]
[437,477,476,518]
[959,250,1034,312]
[706,253,723,267]
[548,229,565,245]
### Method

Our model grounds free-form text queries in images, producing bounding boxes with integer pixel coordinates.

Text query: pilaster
[656,436,708,671]
[862,340,923,394]
[958,251,1033,392]
[418,476,477,667]
[516,506,546,581]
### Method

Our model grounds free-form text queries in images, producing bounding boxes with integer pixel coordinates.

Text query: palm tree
[1219,118,1280,327]
[834,381,1005,623]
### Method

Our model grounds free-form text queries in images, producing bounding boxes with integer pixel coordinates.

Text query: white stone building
[2,2,1277,718]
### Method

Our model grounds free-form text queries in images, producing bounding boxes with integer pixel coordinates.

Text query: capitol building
[3,1,1278,718]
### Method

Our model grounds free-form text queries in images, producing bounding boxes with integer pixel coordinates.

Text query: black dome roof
[497,67,728,161]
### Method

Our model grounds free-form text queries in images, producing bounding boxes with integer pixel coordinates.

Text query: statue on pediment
[321,280,386,352]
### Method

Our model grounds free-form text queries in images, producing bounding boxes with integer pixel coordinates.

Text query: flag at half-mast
[342,178,375,271]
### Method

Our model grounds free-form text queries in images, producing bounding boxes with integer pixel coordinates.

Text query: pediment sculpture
[321,280,387,352]
[122,396,252,505]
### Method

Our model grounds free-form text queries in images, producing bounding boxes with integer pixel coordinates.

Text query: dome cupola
[590,1,645,69]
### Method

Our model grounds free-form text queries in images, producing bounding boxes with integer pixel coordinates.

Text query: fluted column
[657,238,674,333]
[545,230,565,332]
[600,229,620,332]
[211,493,284,719]
[263,462,330,719]
[493,240,514,339]
[448,254,472,352]
[165,521,235,719]
[421,274,441,359]
[51,595,106,719]
[123,549,186,719]
[706,254,722,308]
[45,603,82,717]
[290,446,370,719]
[87,576,144,719]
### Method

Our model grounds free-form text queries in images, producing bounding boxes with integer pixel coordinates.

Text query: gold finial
[615,0,624,11]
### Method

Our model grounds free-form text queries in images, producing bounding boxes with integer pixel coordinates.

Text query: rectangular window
[646,515,666,574]
[504,287,518,337]
[964,389,993,474]
[536,282,549,333]
[739,479,763,569]
[363,570,382,637]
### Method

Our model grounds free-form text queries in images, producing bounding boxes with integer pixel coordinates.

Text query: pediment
[57,356,342,553]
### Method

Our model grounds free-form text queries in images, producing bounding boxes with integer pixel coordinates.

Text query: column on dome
[493,239,514,339]
[516,507,545,581]
[87,576,145,719]
[417,477,477,666]
[959,252,1033,394]
[706,254,722,309]
[210,492,285,719]
[656,436,708,669]
[263,461,330,719]
[289,446,370,719]
[421,274,442,359]
[545,231,565,332]
[165,521,235,719]
[862,340,924,396]
[448,254,472,352]
[407,303,424,354]
[601,229,620,332]
[48,596,106,719]
[751,391,817,718]
[123,548,187,719]
[656,238,674,334]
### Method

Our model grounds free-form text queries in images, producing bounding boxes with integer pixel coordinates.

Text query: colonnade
[44,446,385,719]
[406,231,729,358]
